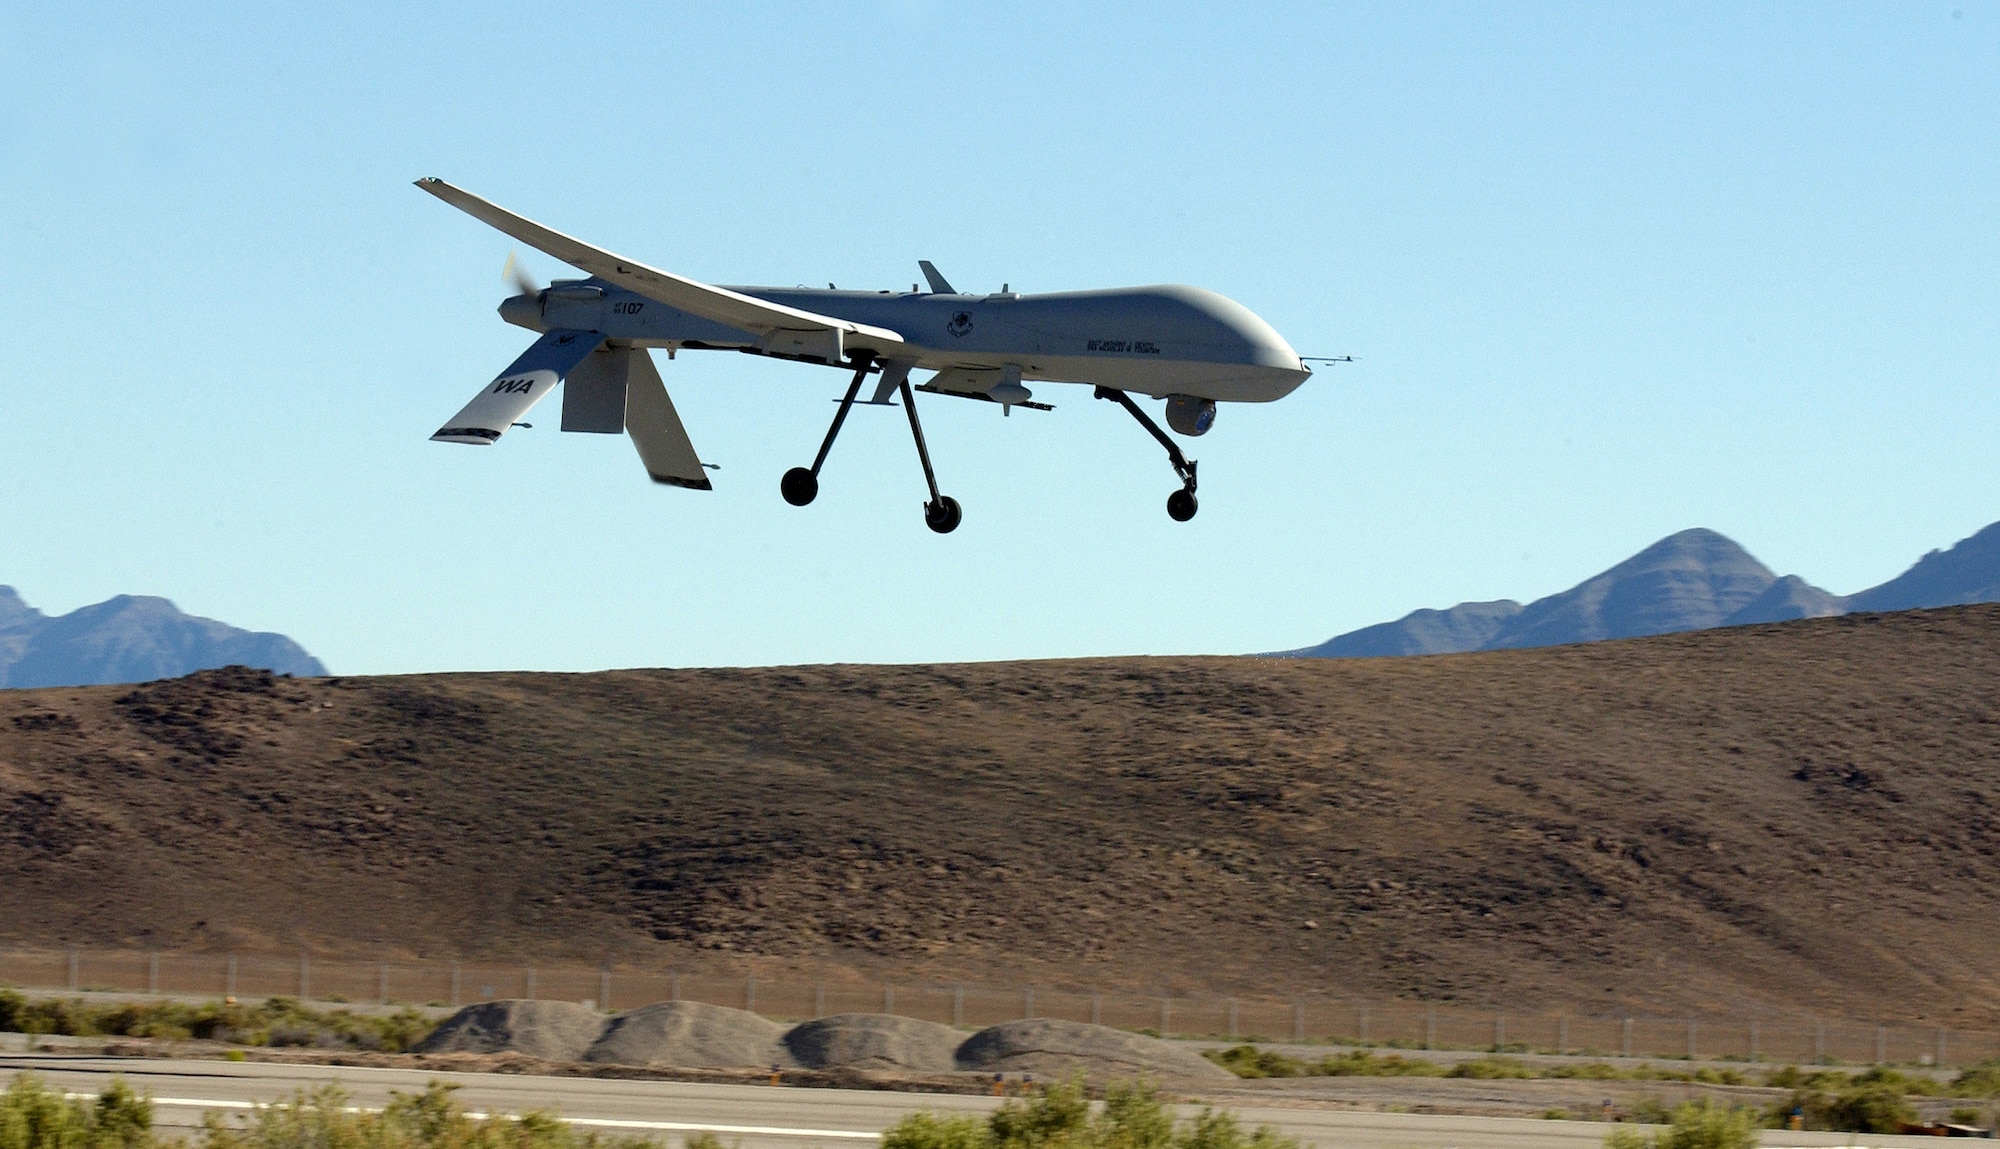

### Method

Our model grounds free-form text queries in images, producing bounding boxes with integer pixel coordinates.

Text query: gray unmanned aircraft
[416,178,1323,532]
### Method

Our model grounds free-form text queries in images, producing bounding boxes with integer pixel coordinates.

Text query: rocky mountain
[1282,519,1996,659]
[0,587,326,688]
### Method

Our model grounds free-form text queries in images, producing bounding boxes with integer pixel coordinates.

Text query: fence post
[884,985,895,1015]
[1359,1002,1370,1043]
[1297,1000,1308,1044]
[526,968,536,1000]
[1093,994,1103,1027]
[68,948,78,991]
[1814,1020,1824,1063]
[953,985,964,1027]
[1750,1019,1759,1061]
[600,968,611,1011]
[745,975,756,1013]
[1938,1027,1948,1067]
[1024,986,1034,1019]
[1425,1004,1435,1050]
[816,983,825,1018]
[1875,1025,1886,1064]
[1494,1012,1505,1052]
[299,951,310,1000]
[1687,1019,1697,1060]
[451,963,461,1007]
[1559,1015,1569,1056]
[1160,998,1171,1038]
[1622,1017,1633,1058]
[378,962,388,1005]
[149,952,159,996]
[1228,999,1238,1039]
[227,955,237,998]
[672,972,682,1003]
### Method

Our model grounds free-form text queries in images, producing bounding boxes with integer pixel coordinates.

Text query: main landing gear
[782,355,962,533]
[1094,387,1200,521]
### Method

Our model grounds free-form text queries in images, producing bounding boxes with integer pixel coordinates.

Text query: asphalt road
[0,1054,1959,1149]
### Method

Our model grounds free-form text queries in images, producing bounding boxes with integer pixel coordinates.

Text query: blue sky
[2,3,1995,673]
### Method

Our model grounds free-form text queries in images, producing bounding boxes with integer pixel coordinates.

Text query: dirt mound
[584,1001,792,1069]
[783,1013,964,1072]
[954,1019,1233,1083]
[411,1000,606,1062]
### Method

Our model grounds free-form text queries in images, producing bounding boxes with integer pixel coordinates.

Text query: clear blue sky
[3,4,1995,673]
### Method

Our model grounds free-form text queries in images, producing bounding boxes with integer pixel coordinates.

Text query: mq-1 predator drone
[416,178,1325,532]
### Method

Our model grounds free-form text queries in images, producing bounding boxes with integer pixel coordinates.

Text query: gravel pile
[582,1001,794,1069]
[954,1018,1235,1082]
[410,1000,607,1062]
[783,1013,965,1072]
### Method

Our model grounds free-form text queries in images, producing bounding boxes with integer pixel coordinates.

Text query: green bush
[883,1079,1294,1149]
[1442,1058,1534,1080]
[0,992,433,1052]
[1200,1047,1441,1080]
[1954,1060,2000,1098]
[1602,1100,1757,1149]
[0,1073,153,1149]
[198,1083,655,1149]
[1768,1080,1918,1134]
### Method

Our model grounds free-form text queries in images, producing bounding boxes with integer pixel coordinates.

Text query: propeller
[502,251,543,297]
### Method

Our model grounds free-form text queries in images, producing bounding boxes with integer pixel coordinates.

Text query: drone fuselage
[506,279,1311,404]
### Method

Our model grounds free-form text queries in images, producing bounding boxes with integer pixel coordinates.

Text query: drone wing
[415,178,904,361]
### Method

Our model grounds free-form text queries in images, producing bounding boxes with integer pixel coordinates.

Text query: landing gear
[925,495,963,534]
[900,379,960,534]
[780,467,818,506]
[780,354,872,507]
[781,353,961,533]
[1094,387,1201,521]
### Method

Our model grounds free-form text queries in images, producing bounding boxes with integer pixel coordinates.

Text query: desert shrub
[197,1082,655,1149]
[0,1073,153,1149]
[1443,1057,1534,1079]
[1202,1047,1441,1080]
[1956,1060,2000,1098]
[0,993,434,1053]
[882,1079,1295,1149]
[1768,1080,1917,1134]
[1601,1100,1757,1149]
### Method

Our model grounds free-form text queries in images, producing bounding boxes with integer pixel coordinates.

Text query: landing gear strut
[780,354,873,507]
[1094,387,1199,521]
[901,379,961,533]
[781,354,961,534]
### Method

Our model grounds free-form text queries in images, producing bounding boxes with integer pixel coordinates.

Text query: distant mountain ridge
[1280,520,2000,659]
[0,587,326,688]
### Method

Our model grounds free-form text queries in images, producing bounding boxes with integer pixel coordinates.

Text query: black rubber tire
[925,495,963,534]
[780,467,819,507]
[1166,489,1198,522]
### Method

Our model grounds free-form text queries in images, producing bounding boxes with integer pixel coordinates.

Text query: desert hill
[4,606,2000,1026]
[0,586,326,688]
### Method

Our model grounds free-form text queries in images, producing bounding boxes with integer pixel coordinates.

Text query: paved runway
[0,1054,1955,1149]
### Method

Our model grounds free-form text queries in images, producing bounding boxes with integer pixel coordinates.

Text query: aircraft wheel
[926,496,963,534]
[780,467,819,506]
[1166,489,1198,522]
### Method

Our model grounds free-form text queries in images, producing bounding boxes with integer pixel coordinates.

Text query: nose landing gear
[1094,387,1201,521]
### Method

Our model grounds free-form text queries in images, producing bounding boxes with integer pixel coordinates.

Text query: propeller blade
[502,251,543,296]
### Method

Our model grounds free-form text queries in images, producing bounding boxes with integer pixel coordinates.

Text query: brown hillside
[3,606,1999,1024]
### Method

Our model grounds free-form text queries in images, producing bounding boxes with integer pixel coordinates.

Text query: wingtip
[650,473,714,491]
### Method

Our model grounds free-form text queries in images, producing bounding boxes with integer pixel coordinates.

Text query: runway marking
[64,1095,880,1140]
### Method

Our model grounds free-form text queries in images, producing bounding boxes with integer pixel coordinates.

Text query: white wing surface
[415,178,905,359]
[625,350,711,489]
[433,329,605,444]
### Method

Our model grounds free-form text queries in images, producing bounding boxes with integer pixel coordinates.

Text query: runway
[0,1054,1956,1149]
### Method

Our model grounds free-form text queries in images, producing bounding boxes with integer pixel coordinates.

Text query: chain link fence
[3,946,1991,1067]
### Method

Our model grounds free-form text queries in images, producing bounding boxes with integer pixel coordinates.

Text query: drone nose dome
[497,293,542,328]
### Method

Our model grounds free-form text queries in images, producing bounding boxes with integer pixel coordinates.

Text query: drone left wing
[432,329,605,444]
[415,178,904,362]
